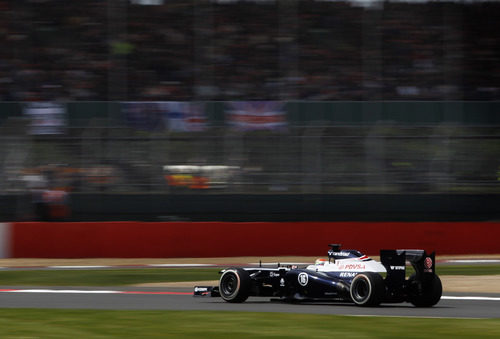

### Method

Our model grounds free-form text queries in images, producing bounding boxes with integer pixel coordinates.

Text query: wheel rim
[352,276,371,303]
[221,272,239,298]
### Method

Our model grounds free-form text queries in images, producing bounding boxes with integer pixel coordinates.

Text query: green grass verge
[437,265,500,276]
[0,309,498,338]
[0,268,219,286]
[404,264,500,277]
[0,265,498,287]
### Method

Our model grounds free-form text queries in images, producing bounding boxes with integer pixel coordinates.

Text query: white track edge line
[441,295,500,301]
[48,266,111,269]
[0,289,499,301]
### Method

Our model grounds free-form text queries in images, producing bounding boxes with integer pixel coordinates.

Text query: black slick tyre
[219,268,251,303]
[349,272,385,306]
[408,274,442,307]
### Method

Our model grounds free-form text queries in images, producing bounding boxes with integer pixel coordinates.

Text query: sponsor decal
[298,272,308,286]
[280,278,285,287]
[390,266,405,271]
[339,272,357,278]
[194,287,208,292]
[328,251,351,257]
[324,292,338,296]
[338,264,366,270]
[269,272,280,278]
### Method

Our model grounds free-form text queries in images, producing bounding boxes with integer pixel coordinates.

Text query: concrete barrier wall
[0,223,10,258]
[5,221,500,258]
[3,192,500,223]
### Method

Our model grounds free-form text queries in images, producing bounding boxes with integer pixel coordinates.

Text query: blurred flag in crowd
[122,102,165,131]
[123,102,206,132]
[226,101,287,131]
[24,102,66,135]
[160,102,207,132]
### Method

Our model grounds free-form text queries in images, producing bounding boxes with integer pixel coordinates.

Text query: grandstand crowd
[0,0,499,102]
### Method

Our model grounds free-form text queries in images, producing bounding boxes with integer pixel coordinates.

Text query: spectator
[0,0,498,101]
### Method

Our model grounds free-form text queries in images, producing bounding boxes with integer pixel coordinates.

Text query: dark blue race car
[194,244,442,307]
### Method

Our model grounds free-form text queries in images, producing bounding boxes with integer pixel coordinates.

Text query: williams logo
[424,257,433,272]
[298,272,308,286]
[424,257,433,269]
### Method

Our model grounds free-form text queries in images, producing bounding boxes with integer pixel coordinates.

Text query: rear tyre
[408,274,442,307]
[219,268,251,303]
[349,272,385,306]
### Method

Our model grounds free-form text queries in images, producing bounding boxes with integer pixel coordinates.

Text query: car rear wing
[380,249,436,290]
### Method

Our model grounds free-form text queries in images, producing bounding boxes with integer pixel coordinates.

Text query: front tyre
[219,268,251,303]
[408,274,442,307]
[350,272,385,306]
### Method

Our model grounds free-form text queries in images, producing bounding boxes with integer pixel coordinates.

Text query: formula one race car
[194,244,442,307]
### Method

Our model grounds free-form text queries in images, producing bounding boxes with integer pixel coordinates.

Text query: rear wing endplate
[380,249,436,290]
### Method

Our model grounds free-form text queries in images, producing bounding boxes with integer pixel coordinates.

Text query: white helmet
[315,258,327,266]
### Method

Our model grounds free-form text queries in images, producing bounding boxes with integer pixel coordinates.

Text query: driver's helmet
[315,258,328,266]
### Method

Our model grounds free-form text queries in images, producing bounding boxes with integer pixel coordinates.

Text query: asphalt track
[1,260,499,319]
[1,287,499,319]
